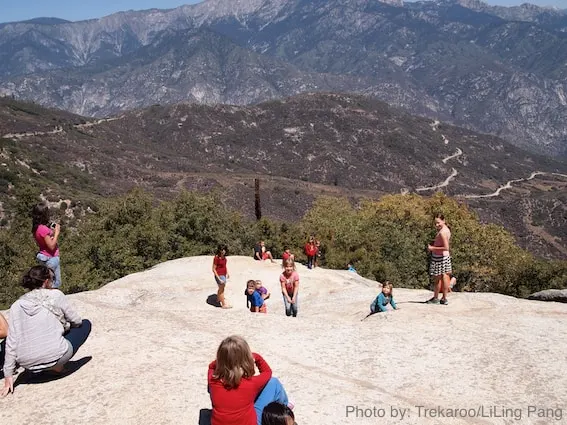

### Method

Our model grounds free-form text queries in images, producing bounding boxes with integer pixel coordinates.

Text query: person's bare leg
[217,285,224,306]
[267,251,276,263]
[433,276,442,299]
[50,364,65,373]
[217,284,231,308]
[441,273,450,301]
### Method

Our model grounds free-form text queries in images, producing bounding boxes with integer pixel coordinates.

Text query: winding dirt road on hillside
[461,172,567,199]
[414,130,461,192]
[1,117,123,140]
[3,117,565,203]
[415,168,458,192]
[442,148,463,164]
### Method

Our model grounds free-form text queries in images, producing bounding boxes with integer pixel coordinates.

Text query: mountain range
[1,0,567,156]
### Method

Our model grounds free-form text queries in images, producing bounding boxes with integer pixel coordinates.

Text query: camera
[49,222,57,229]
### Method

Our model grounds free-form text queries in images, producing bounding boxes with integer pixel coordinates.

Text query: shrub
[0,189,565,308]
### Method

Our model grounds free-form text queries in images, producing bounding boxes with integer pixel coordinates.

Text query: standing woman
[1,265,91,396]
[213,244,232,309]
[427,213,452,305]
[32,202,62,289]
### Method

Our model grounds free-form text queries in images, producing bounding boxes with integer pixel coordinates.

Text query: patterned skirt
[430,254,452,276]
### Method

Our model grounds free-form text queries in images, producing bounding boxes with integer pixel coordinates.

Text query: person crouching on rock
[213,244,232,309]
[246,280,267,313]
[370,281,398,314]
[1,265,92,396]
[208,335,292,425]
[281,246,294,264]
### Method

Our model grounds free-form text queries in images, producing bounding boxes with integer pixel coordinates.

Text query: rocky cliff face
[0,0,566,156]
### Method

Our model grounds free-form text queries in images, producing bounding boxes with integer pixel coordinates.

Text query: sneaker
[426,297,440,304]
[440,298,448,305]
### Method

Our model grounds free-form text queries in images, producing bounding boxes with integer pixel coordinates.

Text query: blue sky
[0,0,565,23]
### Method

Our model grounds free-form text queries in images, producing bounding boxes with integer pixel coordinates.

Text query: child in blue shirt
[370,282,397,313]
[246,280,267,313]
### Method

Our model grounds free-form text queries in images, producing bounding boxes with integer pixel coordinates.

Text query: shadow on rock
[206,294,221,308]
[199,408,212,425]
[15,356,93,387]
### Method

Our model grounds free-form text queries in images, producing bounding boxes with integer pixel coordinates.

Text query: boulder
[528,289,567,303]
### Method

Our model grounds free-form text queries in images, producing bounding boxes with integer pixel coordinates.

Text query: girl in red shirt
[304,236,317,269]
[208,335,291,425]
[212,245,231,309]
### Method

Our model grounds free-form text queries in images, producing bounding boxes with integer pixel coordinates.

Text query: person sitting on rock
[254,241,276,263]
[370,282,398,314]
[281,246,294,263]
[1,265,92,396]
[246,280,267,313]
[208,335,291,425]
[262,401,296,425]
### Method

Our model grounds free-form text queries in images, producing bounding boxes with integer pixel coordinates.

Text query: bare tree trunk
[255,178,262,220]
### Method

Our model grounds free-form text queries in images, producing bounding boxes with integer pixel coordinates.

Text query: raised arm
[250,353,272,390]
[43,224,60,252]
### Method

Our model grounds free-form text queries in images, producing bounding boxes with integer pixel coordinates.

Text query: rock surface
[528,289,567,303]
[1,256,566,424]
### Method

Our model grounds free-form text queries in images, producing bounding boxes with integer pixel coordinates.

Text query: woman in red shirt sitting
[208,335,291,425]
